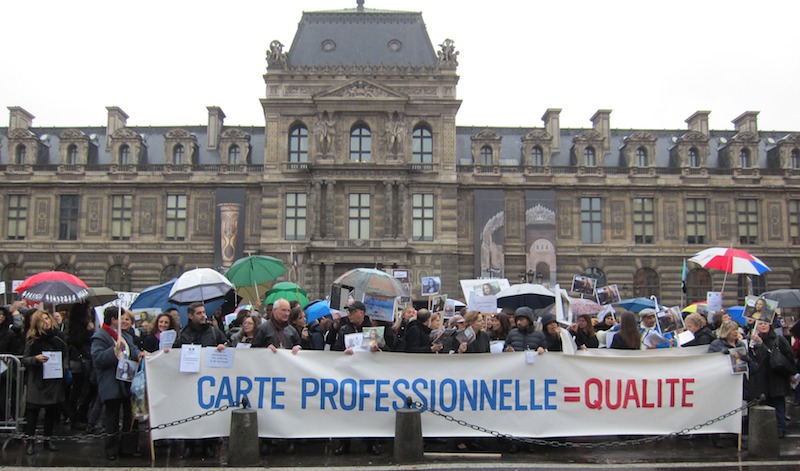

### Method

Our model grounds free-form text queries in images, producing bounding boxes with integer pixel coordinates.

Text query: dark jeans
[25,404,59,437]
[103,398,132,456]
[765,395,787,434]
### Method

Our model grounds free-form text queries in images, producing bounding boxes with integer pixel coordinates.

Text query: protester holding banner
[504,307,545,353]
[142,313,179,353]
[177,302,228,351]
[569,313,599,349]
[540,313,563,352]
[609,311,641,350]
[252,299,301,353]
[682,313,715,347]
[22,310,69,455]
[464,311,490,353]
[404,309,442,353]
[91,307,144,460]
[229,315,260,347]
[749,319,794,438]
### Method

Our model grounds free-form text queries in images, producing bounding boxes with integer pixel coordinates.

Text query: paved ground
[2,402,799,469]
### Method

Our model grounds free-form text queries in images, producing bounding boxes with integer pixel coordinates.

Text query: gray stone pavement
[2,402,799,469]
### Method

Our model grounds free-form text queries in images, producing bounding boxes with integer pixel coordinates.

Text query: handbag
[131,361,148,421]
[769,346,797,376]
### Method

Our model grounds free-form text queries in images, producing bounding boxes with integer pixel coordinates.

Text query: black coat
[750,331,793,398]
[465,330,491,353]
[176,321,227,348]
[504,327,546,352]
[403,319,434,353]
[23,330,69,405]
[0,315,23,355]
[683,326,715,347]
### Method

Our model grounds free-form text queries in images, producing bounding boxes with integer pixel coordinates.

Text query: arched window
[173,144,185,165]
[349,125,371,162]
[54,263,78,275]
[288,125,308,163]
[480,146,493,166]
[736,274,766,304]
[160,264,183,283]
[67,144,78,165]
[636,147,647,167]
[531,146,543,166]
[791,149,800,169]
[411,126,433,163]
[584,147,596,166]
[119,144,130,165]
[229,145,241,165]
[633,267,660,298]
[686,268,712,304]
[15,145,26,165]
[740,148,751,168]
[688,147,699,168]
[583,267,606,289]
[105,264,131,292]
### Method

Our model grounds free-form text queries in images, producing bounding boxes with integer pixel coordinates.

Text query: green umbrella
[225,255,287,299]
[263,282,309,306]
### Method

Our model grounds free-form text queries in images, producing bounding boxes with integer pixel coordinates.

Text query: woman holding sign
[142,313,179,353]
[22,310,69,455]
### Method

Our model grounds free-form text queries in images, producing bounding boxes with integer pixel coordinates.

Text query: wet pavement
[2,402,799,469]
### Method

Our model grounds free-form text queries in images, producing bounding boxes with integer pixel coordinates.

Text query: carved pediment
[624,131,656,143]
[526,204,556,225]
[59,129,88,140]
[731,131,759,143]
[523,129,551,141]
[472,129,501,141]
[574,130,603,142]
[165,129,195,140]
[778,133,800,144]
[111,127,140,140]
[315,79,407,100]
[7,128,36,139]
[221,128,251,140]
[678,131,708,143]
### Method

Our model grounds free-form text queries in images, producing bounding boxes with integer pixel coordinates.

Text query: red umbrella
[15,271,88,293]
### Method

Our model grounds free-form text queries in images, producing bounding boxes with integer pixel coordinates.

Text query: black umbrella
[762,289,800,308]
[20,280,89,305]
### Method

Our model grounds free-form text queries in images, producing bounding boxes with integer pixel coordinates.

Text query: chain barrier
[0,402,238,443]
[414,397,760,449]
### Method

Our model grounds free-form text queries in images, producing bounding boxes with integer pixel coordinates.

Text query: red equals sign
[563,386,581,403]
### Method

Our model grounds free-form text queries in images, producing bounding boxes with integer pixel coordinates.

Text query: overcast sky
[1,0,797,132]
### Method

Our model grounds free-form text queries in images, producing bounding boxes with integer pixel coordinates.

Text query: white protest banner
[467,291,497,313]
[146,348,742,440]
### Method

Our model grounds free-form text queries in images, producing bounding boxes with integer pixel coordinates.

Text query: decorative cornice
[472,129,501,141]
[111,128,140,140]
[522,129,552,141]
[165,129,195,140]
[678,131,708,143]
[574,130,604,142]
[59,129,89,140]
[624,131,656,143]
[316,79,406,99]
[778,133,800,145]
[731,131,759,143]
[526,204,556,225]
[7,128,37,139]
[221,129,251,140]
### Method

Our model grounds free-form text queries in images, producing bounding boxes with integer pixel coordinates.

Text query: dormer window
[480,146,493,165]
[229,145,241,165]
[584,147,596,166]
[67,144,78,165]
[740,148,751,168]
[15,145,26,165]
[173,144,185,165]
[636,147,647,167]
[792,149,800,169]
[531,146,543,166]
[119,145,130,165]
[688,148,699,168]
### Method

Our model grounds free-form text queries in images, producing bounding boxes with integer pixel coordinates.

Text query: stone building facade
[2,4,800,307]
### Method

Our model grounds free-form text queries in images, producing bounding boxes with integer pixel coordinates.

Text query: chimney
[732,111,759,135]
[685,111,710,136]
[207,106,226,150]
[591,109,612,152]
[541,108,561,152]
[106,106,129,150]
[8,106,35,131]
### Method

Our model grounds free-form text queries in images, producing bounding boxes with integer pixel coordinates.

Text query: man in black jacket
[403,309,442,353]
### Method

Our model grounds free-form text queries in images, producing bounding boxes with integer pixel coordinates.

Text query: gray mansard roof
[287,7,438,68]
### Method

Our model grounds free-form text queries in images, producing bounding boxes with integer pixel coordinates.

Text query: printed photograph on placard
[444,298,456,317]
[458,279,511,303]
[329,283,354,314]
[743,295,777,324]
[595,284,620,305]
[657,306,684,334]
[363,293,396,323]
[431,294,447,314]
[729,346,749,375]
[421,276,441,296]
[474,281,502,296]
[571,275,597,296]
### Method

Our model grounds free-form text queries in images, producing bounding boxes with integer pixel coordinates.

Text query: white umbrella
[496,283,555,310]
[169,268,234,303]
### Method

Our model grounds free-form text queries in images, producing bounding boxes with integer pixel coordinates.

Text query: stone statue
[437,39,459,67]
[266,40,288,69]
[385,113,406,155]
[314,112,335,156]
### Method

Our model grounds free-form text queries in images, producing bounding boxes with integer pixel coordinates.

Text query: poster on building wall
[214,188,246,271]
[525,190,557,287]
[473,189,505,278]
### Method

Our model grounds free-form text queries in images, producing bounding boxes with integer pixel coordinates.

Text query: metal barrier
[0,354,25,447]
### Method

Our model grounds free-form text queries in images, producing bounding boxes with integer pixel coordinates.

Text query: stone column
[325,181,335,239]
[311,181,322,239]
[384,181,394,238]
[324,263,335,293]
[398,183,408,240]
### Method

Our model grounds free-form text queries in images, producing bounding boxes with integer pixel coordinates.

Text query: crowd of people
[1,294,799,459]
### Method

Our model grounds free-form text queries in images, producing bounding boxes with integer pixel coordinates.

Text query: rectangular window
[58,195,80,240]
[790,200,800,245]
[737,199,758,245]
[348,193,370,239]
[285,193,307,240]
[686,198,706,244]
[111,195,133,241]
[7,195,28,240]
[580,197,602,244]
[166,194,187,241]
[412,193,434,241]
[633,197,654,244]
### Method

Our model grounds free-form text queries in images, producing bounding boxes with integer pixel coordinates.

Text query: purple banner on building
[214,188,246,271]
[525,190,557,286]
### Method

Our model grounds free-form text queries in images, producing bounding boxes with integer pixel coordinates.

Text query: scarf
[271,318,287,348]
[102,323,118,341]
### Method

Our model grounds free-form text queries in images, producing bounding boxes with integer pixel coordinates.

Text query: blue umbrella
[725,306,746,327]
[304,299,330,323]
[615,297,659,313]
[130,279,226,327]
